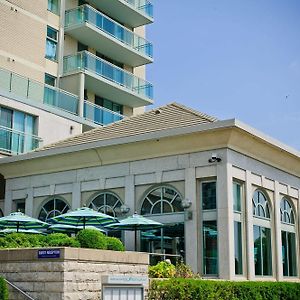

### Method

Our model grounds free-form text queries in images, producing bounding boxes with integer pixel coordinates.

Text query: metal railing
[124,0,153,18]
[65,5,153,58]
[0,68,79,115]
[0,126,42,154]
[84,101,124,125]
[63,51,153,100]
[4,278,36,300]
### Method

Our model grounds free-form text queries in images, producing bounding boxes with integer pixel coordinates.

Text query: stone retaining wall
[0,248,149,300]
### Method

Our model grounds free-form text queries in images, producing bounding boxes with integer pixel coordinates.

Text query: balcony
[0,68,79,115]
[0,126,42,155]
[63,51,154,107]
[65,5,153,67]
[87,0,153,28]
[84,101,124,125]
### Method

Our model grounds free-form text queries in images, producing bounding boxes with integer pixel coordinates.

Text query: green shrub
[148,279,300,300]
[45,233,80,247]
[0,277,9,300]
[106,236,125,251]
[76,229,107,249]
[149,261,176,278]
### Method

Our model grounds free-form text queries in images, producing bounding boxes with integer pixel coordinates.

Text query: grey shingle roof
[37,102,217,152]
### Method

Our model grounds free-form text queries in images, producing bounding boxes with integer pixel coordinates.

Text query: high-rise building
[0,0,154,157]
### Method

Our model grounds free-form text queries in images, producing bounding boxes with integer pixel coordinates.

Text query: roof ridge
[170,102,218,122]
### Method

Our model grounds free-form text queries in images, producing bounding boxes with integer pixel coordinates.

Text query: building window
[0,106,37,154]
[45,73,56,87]
[234,221,243,275]
[252,190,272,276]
[89,192,123,218]
[141,186,183,215]
[202,182,216,210]
[48,0,59,15]
[141,186,184,263]
[203,220,218,275]
[253,225,272,276]
[252,190,270,219]
[46,26,58,61]
[281,198,297,277]
[233,182,242,212]
[280,198,295,224]
[13,200,25,213]
[38,197,69,222]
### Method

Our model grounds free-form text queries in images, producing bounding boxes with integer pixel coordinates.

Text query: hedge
[0,277,8,300]
[148,278,300,300]
[0,230,125,251]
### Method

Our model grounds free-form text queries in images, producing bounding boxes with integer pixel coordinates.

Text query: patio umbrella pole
[17,222,19,233]
[134,227,137,252]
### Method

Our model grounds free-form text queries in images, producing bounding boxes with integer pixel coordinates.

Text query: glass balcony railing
[63,51,153,100]
[125,0,153,18]
[0,126,42,155]
[65,5,153,58]
[0,68,79,115]
[83,101,124,125]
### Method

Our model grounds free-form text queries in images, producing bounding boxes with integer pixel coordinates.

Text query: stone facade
[0,247,149,300]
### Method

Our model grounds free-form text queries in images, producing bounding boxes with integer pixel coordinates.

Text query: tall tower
[0,0,154,157]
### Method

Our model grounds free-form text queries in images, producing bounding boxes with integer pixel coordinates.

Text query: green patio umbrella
[0,228,45,236]
[49,207,117,229]
[105,213,163,251]
[0,211,49,232]
[48,224,107,234]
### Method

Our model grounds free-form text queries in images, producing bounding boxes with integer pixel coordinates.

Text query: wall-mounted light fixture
[120,204,130,214]
[208,153,222,163]
[181,198,192,221]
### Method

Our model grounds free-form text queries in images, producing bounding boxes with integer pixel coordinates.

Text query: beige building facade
[0,103,299,281]
[0,0,154,157]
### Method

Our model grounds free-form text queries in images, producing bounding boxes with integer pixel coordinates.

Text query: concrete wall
[0,247,148,300]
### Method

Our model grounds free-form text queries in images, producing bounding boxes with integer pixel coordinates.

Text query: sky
[146,0,300,150]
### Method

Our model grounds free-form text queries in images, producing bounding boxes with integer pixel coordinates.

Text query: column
[57,0,65,81]
[25,188,34,216]
[274,181,283,281]
[4,181,12,215]
[216,162,235,280]
[78,73,85,118]
[245,171,255,280]
[184,167,198,272]
[298,188,300,277]
[72,182,81,209]
[124,175,135,251]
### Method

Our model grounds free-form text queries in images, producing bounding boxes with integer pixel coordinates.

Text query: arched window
[38,197,70,222]
[252,190,270,219]
[280,198,295,225]
[280,198,297,277]
[141,186,183,215]
[89,192,122,217]
[0,208,3,217]
[140,186,184,262]
[252,190,272,276]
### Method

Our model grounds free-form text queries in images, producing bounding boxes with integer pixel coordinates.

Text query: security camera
[208,153,221,163]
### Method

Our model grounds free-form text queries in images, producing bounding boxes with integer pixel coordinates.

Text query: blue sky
[146,0,300,150]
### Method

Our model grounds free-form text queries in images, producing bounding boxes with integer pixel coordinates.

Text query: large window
[252,190,272,276]
[46,26,58,61]
[0,106,37,154]
[233,182,243,275]
[234,221,243,275]
[38,197,69,222]
[141,186,183,215]
[203,221,218,275]
[141,186,184,263]
[281,198,297,277]
[202,182,216,210]
[89,192,123,218]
